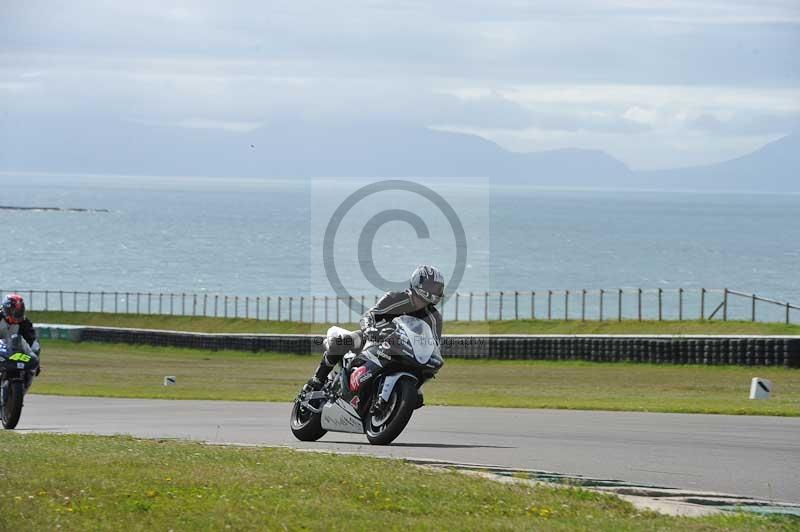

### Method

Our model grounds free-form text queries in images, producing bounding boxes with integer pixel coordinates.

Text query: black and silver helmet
[409,265,445,305]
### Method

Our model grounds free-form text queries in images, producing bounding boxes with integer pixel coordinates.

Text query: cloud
[1,0,799,170]
[687,111,800,135]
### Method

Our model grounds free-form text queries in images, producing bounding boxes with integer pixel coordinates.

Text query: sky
[2,0,799,170]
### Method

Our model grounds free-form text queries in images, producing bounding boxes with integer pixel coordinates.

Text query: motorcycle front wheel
[365,378,416,446]
[1,379,24,430]
[290,398,327,442]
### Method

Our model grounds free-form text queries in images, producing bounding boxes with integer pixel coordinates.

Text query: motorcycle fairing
[320,398,364,433]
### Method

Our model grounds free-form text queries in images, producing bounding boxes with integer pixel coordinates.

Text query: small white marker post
[749,377,771,399]
[164,376,176,386]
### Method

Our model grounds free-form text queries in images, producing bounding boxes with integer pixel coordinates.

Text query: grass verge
[0,432,795,531]
[31,341,800,415]
[29,310,800,335]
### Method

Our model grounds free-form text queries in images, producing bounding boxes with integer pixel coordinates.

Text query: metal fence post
[637,288,642,321]
[125,292,130,313]
[786,302,790,324]
[266,296,271,320]
[581,289,586,321]
[87,291,92,312]
[255,296,259,320]
[148,292,152,314]
[564,290,569,320]
[170,293,174,315]
[224,296,229,318]
[455,293,460,321]
[214,295,219,317]
[347,296,352,323]
[137,292,142,314]
[484,292,488,321]
[499,292,504,320]
[288,296,293,321]
[203,294,207,317]
[193,294,197,316]
[235,296,239,318]
[599,289,604,321]
[73,291,77,311]
[658,288,663,321]
[547,290,552,320]
[700,288,706,320]
[181,293,186,316]
[723,288,728,321]
[278,296,283,322]
[100,291,104,313]
[678,288,683,321]
[45,290,49,311]
[751,293,756,322]
[60,290,64,311]
[530,291,535,320]
[514,291,519,320]
[300,296,304,322]
[158,293,163,315]
[617,289,622,321]
[245,296,249,319]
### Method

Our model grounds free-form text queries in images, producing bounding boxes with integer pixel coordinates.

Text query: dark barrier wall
[39,326,800,368]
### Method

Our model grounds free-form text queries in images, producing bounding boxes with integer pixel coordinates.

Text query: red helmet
[2,294,25,324]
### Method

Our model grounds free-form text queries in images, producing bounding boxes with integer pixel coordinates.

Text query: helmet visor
[415,287,442,305]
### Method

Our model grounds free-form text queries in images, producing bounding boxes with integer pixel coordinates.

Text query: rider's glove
[359,314,375,332]
[31,340,41,355]
[360,315,380,341]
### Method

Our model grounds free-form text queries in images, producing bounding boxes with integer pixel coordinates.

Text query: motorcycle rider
[0,294,40,356]
[305,265,445,391]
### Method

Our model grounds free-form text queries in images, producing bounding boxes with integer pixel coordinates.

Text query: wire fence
[8,287,799,324]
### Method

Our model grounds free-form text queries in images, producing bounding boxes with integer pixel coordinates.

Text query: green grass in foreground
[32,341,800,416]
[0,433,795,531]
[29,310,800,335]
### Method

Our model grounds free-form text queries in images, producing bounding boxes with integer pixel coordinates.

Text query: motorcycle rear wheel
[365,378,416,446]
[290,398,327,441]
[1,379,24,430]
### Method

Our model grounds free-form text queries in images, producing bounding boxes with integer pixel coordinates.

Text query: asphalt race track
[18,395,800,503]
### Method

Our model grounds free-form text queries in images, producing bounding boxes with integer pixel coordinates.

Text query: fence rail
[7,287,799,324]
[36,325,800,367]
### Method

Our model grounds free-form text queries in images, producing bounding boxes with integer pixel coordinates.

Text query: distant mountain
[1,112,796,191]
[640,133,799,192]
[0,114,634,184]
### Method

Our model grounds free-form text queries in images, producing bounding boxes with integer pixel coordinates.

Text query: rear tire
[290,399,327,442]
[1,380,24,430]
[365,378,416,446]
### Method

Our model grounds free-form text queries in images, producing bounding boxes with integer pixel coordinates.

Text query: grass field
[31,340,800,415]
[0,433,795,531]
[29,310,800,335]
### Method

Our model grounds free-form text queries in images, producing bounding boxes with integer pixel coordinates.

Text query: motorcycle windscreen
[392,315,440,365]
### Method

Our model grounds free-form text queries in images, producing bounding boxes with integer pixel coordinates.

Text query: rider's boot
[302,353,336,392]
[302,376,323,393]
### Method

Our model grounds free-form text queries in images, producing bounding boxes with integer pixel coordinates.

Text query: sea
[5,173,799,322]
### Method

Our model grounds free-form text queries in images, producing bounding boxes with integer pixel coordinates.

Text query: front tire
[365,378,416,445]
[1,379,24,430]
[290,399,327,442]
